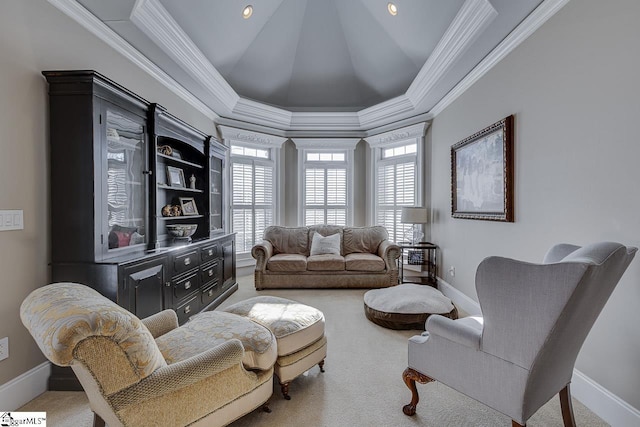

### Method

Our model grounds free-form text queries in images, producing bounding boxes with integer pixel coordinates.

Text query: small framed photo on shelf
[179,197,199,216]
[166,166,186,188]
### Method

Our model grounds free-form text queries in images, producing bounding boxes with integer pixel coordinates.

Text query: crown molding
[50,0,569,132]
[46,0,218,120]
[429,0,572,117]
[291,138,361,150]
[130,0,239,113]
[365,122,429,148]
[217,125,287,148]
[406,0,497,108]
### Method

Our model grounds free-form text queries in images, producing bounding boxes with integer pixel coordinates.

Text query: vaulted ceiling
[62,0,554,132]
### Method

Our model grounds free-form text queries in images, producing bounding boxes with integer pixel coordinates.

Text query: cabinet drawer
[176,295,199,325]
[201,243,219,262]
[172,272,201,301]
[201,281,221,307]
[173,249,199,275]
[200,260,220,287]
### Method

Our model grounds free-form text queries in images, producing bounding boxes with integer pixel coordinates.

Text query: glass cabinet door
[105,107,147,252]
[210,155,223,234]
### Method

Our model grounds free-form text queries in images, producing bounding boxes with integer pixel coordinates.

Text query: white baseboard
[571,369,640,426]
[436,277,640,425]
[0,362,51,410]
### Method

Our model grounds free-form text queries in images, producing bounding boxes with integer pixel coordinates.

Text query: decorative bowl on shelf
[166,224,198,238]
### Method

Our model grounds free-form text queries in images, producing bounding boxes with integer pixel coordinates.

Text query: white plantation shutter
[303,160,348,226]
[376,159,416,242]
[231,159,274,254]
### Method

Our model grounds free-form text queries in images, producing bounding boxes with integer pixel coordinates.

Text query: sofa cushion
[309,225,344,254]
[343,226,388,254]
[310,232,341,256]
[307,254,346,271]
[267,254,307,272]
[264,225,309,255]
[345,253,385,271]
[155,311,277,370]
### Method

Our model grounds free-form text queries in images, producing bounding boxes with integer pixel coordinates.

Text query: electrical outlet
[449,266,456,277]
[0,337,8,361]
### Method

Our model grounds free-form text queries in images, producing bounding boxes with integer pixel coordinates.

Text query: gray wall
[430,0,640,409]
[0,0,215,386]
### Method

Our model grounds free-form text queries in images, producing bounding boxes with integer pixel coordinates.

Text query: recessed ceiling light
[242,5,253,19]
[387,2,398,16]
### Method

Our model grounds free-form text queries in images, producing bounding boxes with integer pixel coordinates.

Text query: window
[366,123,427,243]
[231,149,275,254]
[292,139,359,227]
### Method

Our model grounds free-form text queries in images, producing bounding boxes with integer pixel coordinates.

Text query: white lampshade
[401,207,428,224]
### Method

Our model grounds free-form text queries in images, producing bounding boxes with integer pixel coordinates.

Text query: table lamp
[401,207,428,244]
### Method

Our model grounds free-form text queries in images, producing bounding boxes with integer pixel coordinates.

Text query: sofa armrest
[108,339,246,411]
[141,309,179,338]
[252,241,273,271]
[378,240,401,271]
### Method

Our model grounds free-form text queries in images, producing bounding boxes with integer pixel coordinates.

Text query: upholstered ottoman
[223,296,327,400]
[364,283,458,330]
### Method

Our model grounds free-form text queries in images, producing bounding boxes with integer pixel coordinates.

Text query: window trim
[291,138,359,226]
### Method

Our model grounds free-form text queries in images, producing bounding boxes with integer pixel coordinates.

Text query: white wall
[0,0,214,390]
[430,0,640,409]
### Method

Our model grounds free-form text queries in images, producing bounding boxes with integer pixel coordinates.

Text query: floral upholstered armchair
[21,283,276,427]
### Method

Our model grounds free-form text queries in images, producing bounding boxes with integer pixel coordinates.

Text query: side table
[398,241,437,286]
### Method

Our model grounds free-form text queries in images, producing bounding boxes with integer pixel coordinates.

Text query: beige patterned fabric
[223,296,325,356]
[345,253,385,271]
[343,226,388,254]
[264,225,309,255]
[307,254,346,271]
[20,282,166,378]
[156,311,277,371]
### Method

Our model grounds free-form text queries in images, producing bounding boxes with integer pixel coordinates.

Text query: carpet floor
[20,275,608,426]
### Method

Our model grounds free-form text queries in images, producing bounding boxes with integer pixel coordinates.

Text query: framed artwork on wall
[451,115,514,222]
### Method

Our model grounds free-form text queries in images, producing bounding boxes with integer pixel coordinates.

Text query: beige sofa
[252,225,401,289]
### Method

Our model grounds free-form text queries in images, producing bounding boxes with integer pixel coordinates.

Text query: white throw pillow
[310,232,341,256]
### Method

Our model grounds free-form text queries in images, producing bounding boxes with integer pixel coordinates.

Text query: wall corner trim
[0,362,51,410]
[436,277,640,425]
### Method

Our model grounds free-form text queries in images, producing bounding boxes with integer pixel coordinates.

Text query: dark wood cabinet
[44,70,237,390]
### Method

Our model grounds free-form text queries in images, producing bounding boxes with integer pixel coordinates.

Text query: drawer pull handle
[208,289,213,297]
[184,305,191,314]
[208,269,214,277]
[165,281,171,287]
[184,257,191,266]
[184,281,191,290]
[208,249,213,256]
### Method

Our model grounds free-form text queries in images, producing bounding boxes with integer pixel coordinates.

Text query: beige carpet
[20,275,608,426]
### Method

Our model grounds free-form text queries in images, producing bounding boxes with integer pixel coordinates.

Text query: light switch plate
[0,210,23,231]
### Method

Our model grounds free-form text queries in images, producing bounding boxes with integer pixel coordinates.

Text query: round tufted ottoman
[223,296,327,400]
[364,284,458,330]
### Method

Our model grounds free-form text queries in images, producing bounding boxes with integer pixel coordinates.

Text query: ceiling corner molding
[218,125,287,148]
[358,95,416,128]
[406,0,497,108]
[46,0,217,120]
[429,0,571,117]
[290,112,361,131]
[232,98,293,128]
[130,0,239,113]
[364,122,429,147]
[291,138,361,150]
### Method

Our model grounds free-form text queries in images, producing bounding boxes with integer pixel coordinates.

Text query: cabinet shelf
[160,215,205,220]
[158,184,204,193]
[157,153,203,169]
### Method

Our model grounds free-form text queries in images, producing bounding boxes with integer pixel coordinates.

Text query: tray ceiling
[65,0,552,132]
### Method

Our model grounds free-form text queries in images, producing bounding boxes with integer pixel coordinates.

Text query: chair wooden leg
[93,413,105,427]
[512,421,525,427]
[318,359,325,373]
[560,384,577,427]
[402,367,433,416]
[280,381,291,400]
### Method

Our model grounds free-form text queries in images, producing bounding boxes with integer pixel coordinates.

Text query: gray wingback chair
[402,242,637,426]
